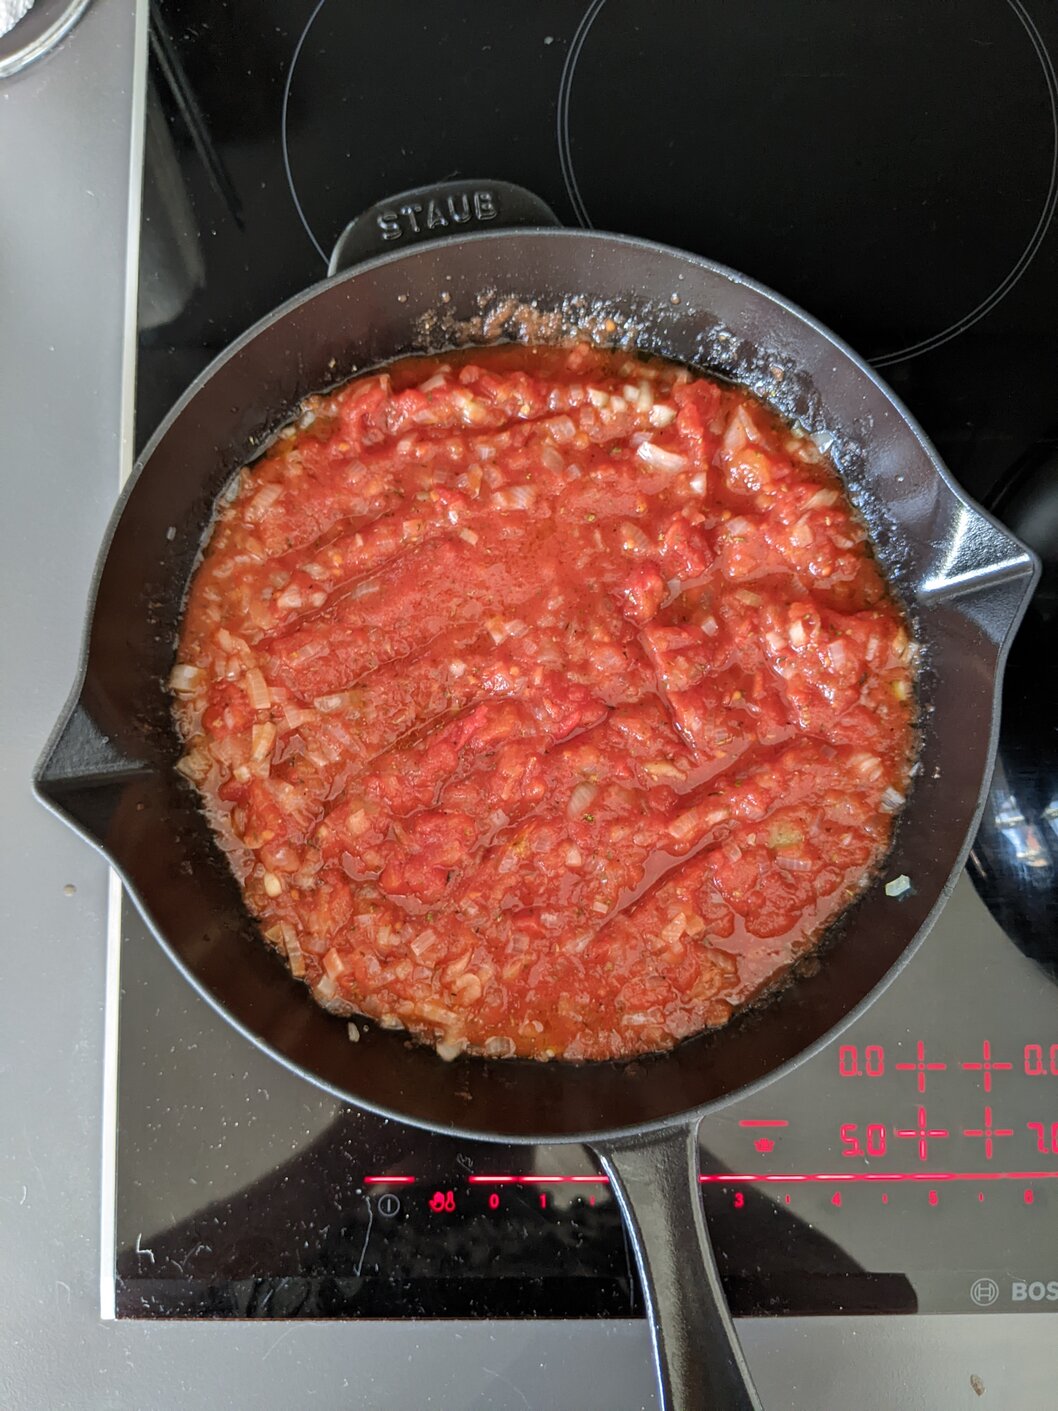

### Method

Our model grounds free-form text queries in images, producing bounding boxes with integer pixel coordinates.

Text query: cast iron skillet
[36,181,1039,1409]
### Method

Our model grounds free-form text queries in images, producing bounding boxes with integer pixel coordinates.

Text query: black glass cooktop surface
[119,0,1058,1320]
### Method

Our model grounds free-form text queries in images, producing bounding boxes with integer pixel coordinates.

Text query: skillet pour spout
[35,184,1039,1411]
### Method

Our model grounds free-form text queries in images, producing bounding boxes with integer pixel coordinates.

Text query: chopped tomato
[172,345,917,1061]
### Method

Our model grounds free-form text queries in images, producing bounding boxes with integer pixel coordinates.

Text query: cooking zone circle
[558,0,1058,367]
[281,0,564,264]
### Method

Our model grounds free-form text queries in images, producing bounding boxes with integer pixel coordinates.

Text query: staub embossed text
[376,189,499,242]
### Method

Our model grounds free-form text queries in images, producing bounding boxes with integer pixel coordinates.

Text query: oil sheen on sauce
[170,343,918,1062]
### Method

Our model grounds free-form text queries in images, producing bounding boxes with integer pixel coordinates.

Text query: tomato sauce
[171,344,918,1062]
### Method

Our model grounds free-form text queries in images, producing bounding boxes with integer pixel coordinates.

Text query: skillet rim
[34,225,1041,1144]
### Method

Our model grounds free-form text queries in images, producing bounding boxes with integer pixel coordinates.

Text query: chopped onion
[276,584,304,611]
[313,693,346,713]
[850,751,883,781]
[245,483,282,523]
[643,760,685,782]
[410,928,442,959]
[649,404,676,428]
[620,521,651,555]
[547,415,577,443]
[483,1036,516,1059]
[788,517,814,548]
[490,485,536,511]
[565,844,583,867]
[283,704,315,729]
[449,659,467,678]
[175,748,211,784]
[880,786,905,813]
[262,872,282,898]
[700,615,719,637]
[347,1022,360,1043]
[217,627,249,656]
[885,874,912,898]
[539,445,564,474]
[776,854,814,872]
[689,472,708,495]
[568,782,598,819]
[251,722,276,761]
[669,809,700,841]
[453,972,483,1004]
[587,387,610,408]
[284,926,306,978]
[828,639,847,670]
[245,668,272,711]
[168,664,204,695]
[419,371,448,393]
[788,617,807,648]
[437,1039,467,1062]
[458,527,479,545]
[323,947,347,979]
[805,487,840,509]
[636,441,688,474]
[315,973,338,1002]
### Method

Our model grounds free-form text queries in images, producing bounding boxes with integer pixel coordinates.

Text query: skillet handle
[328,179,560,276]
[594,1123,762,1411]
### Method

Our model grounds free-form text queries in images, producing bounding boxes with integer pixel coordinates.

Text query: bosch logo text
[1012,1280,1058,1302]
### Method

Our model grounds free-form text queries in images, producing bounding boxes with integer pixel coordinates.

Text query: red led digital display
[1024,1044,1058,1076]
[962,1107,1014,1159]
[838,1044,885,1077]
[365,1038,1058,1205]
[961,1040,1013,1092]
[468,1175,608,1185]
[893,1106,950,1161]
[840,1122,888,1157]
[1027,1122,1058,1154]
[895,1040,947,1093]
[459,1171,1058,1187]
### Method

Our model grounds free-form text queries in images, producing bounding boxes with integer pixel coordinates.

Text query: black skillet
[35,181,1039,1408]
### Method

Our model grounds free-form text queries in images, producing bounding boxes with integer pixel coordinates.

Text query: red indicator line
[468,1174,609,1185]
[737,1119,790,1129]
[364,1175,415,1185]
[468,1170,1058,1187]
[698,1171,1058,1183]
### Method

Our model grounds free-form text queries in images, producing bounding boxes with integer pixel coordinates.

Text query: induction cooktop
[114,0,1058,1326]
